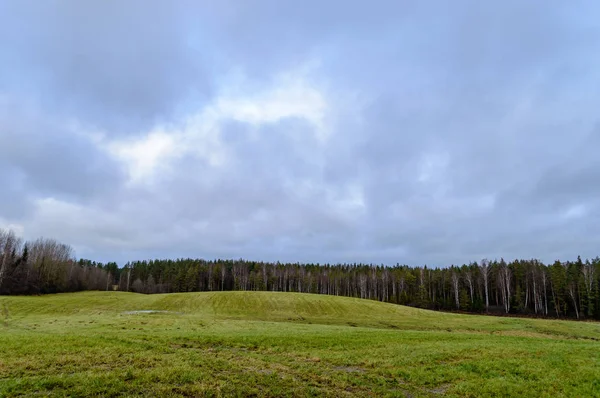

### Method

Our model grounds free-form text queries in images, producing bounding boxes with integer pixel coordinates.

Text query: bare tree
[540,268,548,315]
[582,261,595,317]
[451,271,460,309]
[381,268,389,302]
[530,261,537,314]
[568,281,579,319]
[221,264,226,291]
[28,237,74,292]
[131,278,144,293]
[146,275,156,294]
[464,270,474,305]
[479,259,490,311]
[0,229,22,292]
[563,262,580,319]
[358,274,367,299]
[207,263,214,291]
[262,263,268,291]
[232,263,241,290]
[497,261,512,314]
[126,266,132,292]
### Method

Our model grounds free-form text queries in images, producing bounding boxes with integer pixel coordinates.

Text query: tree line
[0,228,114,294]
[119,256,599,319]
[1,227,599,320]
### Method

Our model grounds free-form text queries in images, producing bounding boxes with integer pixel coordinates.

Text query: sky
[1,1,600,266]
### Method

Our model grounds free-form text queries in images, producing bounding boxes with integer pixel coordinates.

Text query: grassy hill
[1,292,600,397]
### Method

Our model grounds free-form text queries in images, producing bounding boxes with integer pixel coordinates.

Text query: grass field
[1,291,599,397]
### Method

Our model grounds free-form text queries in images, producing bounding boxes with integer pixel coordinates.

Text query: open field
[1,291,599,397]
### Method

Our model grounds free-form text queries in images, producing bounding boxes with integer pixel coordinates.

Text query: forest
[1,227,598,319]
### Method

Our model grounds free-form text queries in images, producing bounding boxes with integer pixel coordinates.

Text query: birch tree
[451,271,460,310]
[582,260,595,317]
[498,260,512,313]
[479,259,491,311]
[464,268,474,306]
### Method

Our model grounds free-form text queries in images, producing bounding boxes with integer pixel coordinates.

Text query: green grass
[1,291,599,397]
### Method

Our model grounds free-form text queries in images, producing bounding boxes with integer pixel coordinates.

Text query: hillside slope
[4,290,600,339]
[2,291,600,397]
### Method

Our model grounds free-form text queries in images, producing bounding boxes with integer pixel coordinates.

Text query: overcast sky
[1,1,599,266]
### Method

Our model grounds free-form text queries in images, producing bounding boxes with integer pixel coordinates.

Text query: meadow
[1,291,599,397]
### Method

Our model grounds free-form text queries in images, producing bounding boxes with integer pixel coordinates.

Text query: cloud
[0,97,124,207]
[1,1,600,265]
[0,0,211,133]
[99,67,329,184]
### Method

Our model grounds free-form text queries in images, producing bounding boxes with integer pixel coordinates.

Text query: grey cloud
[0,168,31,219]
[0,100,124,210]
[2,1,600,265]
[0,1,211,134]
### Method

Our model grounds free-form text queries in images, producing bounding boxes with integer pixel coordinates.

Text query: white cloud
[93,66,330,184]
[0,218,25,237]
[216,81,328,140]
[562,204,586,220]
[27,197,134,252]
[107,131,178,183]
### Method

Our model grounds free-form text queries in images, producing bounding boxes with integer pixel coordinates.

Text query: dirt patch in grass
[333,366,365,373]
[427,384,451,395]
[122,310,182,315]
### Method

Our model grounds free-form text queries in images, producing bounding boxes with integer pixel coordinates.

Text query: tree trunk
[569,285,579,319]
